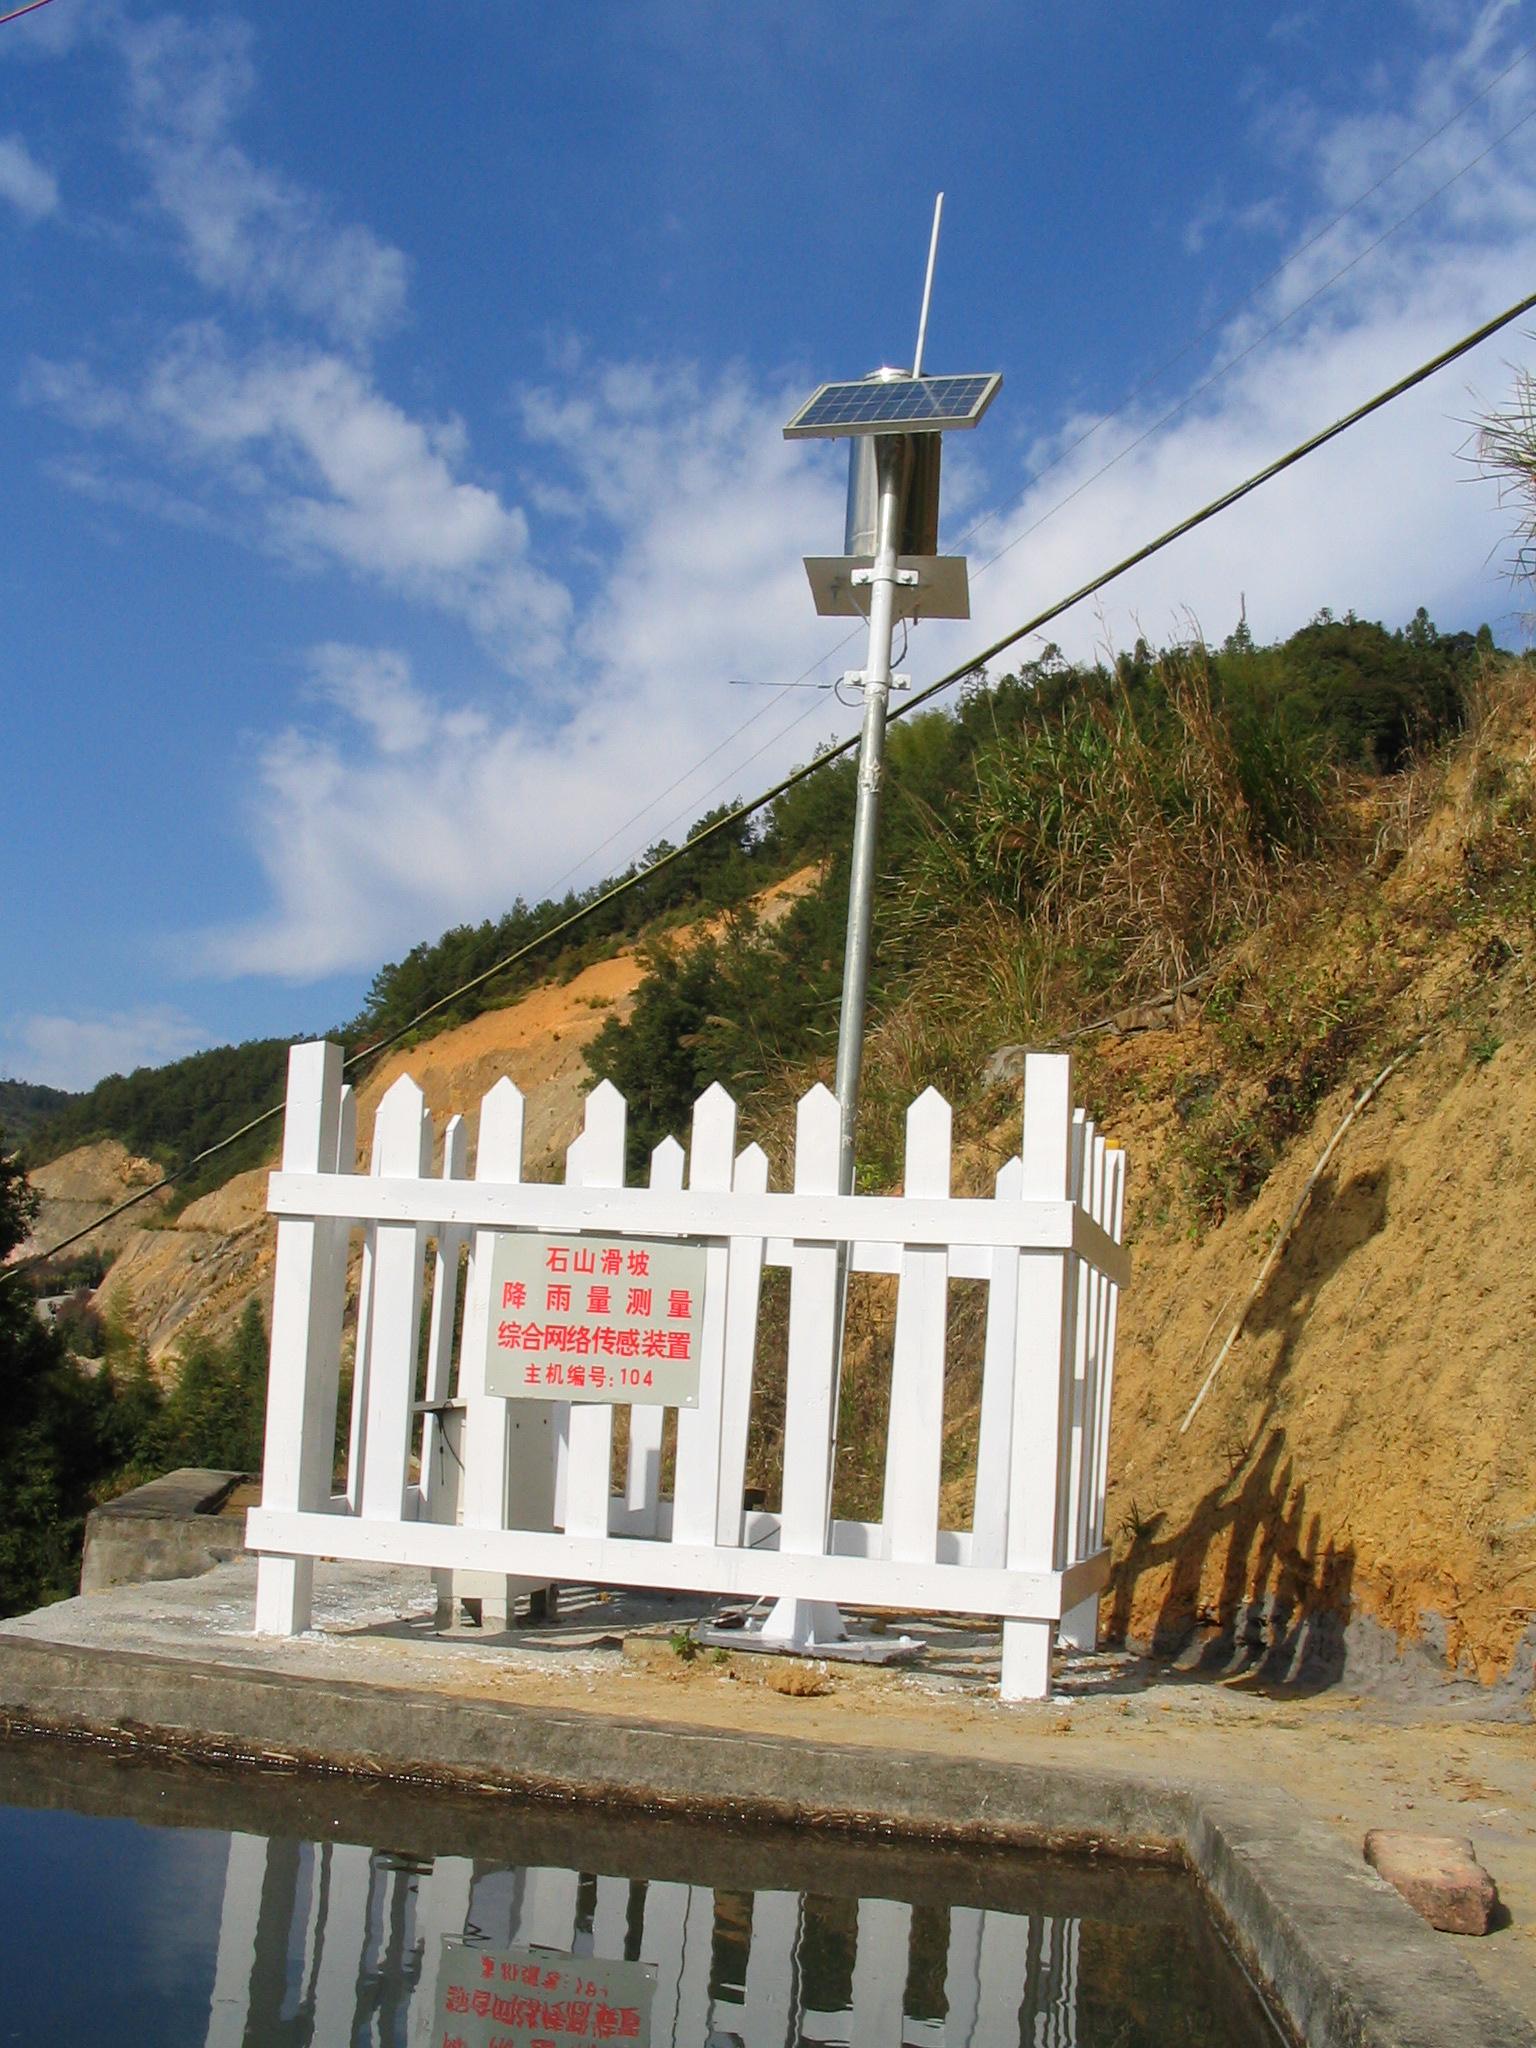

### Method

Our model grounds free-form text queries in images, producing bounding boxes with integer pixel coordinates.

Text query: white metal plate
[803,554,970,620]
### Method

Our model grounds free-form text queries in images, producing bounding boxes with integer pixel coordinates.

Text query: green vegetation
[26,1037,294,1202]
[0,1131,274,1614]
[0,1131,137,1612]
[589,609,1493,1177]
[353,801,766,1047]
[133,1299,270,1477]
[0,1080,77,1147]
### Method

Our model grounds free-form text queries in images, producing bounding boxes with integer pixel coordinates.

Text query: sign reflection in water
[201,1832,1082,2047]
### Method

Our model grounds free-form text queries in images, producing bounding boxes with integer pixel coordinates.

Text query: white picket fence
[246,1040,1127,1700]
[205,1830,1084,2047]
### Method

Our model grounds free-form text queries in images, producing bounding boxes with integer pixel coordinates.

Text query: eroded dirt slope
[1089,690,1536,1688]
[87,948,643,1365]
[79,864,823,1364]
[14,1140,170,1268]
[1102,1019,1536,1686]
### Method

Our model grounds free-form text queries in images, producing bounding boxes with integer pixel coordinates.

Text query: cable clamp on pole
[850,567,920,588]
[840,671,911,693]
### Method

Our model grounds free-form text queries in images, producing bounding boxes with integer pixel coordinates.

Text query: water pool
[0,1739,1283,2046]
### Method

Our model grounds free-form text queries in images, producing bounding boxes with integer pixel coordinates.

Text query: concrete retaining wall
[79,1469,245,1593]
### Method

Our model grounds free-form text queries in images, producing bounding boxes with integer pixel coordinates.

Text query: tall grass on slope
[891,648,1334,1048]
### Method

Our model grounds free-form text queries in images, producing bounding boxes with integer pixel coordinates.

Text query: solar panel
[784,372,1001,439]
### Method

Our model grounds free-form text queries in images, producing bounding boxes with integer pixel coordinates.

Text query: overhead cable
[9,281,1536,1281]
[595,53,1536,874]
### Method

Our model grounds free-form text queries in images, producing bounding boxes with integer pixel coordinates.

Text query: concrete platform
[1,1556,1533,2047]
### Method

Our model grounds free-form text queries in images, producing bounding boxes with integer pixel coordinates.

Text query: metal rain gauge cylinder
[843,371,942,558]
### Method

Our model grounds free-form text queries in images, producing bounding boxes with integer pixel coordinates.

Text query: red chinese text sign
[435,1941,656,2048]
[483,1233,707,1408]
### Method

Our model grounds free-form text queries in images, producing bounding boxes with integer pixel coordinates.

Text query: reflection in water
[203,1837,1084,2047]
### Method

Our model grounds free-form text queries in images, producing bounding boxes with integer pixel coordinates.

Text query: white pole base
[1058,1592,1100,1655]
[757,1595,848,1649]
[253,1553,313,1637]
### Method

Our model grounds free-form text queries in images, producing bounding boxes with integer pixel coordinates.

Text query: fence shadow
[1104,1165,1390,1688]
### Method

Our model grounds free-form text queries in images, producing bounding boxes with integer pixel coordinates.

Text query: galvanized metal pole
[833,432,908,1195]
[757,432,908,1655]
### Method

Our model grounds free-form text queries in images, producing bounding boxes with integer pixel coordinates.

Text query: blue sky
[4,0,1536,1089]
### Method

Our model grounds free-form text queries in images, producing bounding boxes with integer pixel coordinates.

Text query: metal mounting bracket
[851,566,921,589]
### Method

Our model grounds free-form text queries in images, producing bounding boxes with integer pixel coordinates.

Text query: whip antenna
[913,192,944,377]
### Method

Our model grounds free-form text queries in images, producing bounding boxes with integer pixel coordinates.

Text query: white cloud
[122,13,406,347]
[934,10,1536,675]
[305,643,482,756]
[40,452,223,534]
[193,369,850,978]
[34,1,1536,990]
[1,1006,211,1091]
[0,133,58,221]
[32,326,574,669]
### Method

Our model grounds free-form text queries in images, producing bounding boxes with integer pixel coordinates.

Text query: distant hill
[0,1079,79,1150]
[24,1039,293,1202]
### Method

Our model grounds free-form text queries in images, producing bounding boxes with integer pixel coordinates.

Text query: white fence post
[418,1113,469,1523]
[1000,1051,1075,1700]
[880,1087,952,1564]
[1059,1112,1096,1654]
[715,1140,768,1547]
[254,1040,346,1636]
[562,1081,627,1540]
[1063,1141,1126,1651]
[971,1154,1022,1570]
[623,1135,683,1536]
[453,1078,547,1629]
[358,1077,433,1524]
[672,1083,736,1547]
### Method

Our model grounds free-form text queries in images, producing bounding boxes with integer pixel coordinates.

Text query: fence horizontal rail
[265,1172,1132,1287]
[245,1506,1111,1621]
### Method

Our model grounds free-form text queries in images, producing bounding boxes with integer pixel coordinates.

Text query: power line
[554,39,1536,895]
[9,280,1536,1282]
[0,0,57,24]
[948,29,1536,565]
[966,97,1536,591]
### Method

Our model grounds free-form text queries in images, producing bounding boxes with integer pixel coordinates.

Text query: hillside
[13,613,1533,1693]
[18,1141,171,1272]
[1105,1016,1536,1691]
[0,1080,77,1149]
[79,865,823,1363]
[1093,689,1536,1690]
[83,947,643,1364]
